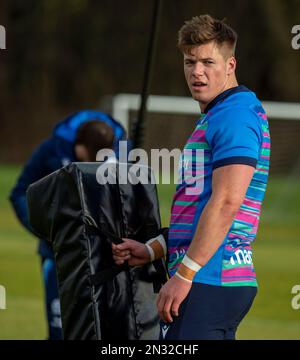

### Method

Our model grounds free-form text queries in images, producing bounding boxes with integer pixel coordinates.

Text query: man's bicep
[211,164,255,206]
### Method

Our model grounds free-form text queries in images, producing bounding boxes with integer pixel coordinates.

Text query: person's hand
[156,275,192,323]
[112,238,151,266]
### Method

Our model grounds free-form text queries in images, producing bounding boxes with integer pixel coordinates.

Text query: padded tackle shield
[27,162,167,340]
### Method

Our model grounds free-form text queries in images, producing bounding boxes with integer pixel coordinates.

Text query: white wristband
[182,255,202,272]
[145,243,155,262]
[146,234,167,256]
[175,272,192,283]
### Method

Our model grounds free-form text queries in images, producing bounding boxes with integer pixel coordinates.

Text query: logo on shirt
[230,249,253,266]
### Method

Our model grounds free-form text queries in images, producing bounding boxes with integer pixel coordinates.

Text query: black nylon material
[27,162,168,340]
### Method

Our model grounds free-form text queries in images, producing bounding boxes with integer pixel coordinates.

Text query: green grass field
[0,164,300,339]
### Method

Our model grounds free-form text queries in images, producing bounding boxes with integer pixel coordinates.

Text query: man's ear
[227,56,236,76]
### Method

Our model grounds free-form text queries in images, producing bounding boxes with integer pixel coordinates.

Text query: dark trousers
[160,283,257,340]
[41,257,63,340]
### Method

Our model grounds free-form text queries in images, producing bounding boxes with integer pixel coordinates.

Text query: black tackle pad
[27,162,168,340]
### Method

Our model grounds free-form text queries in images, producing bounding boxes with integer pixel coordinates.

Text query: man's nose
[192,62,205,77]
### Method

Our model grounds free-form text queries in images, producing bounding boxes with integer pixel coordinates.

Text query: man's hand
[112,238,151,266]
[156,275,192,323]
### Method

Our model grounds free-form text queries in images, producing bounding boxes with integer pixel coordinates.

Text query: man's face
[75,144,91,162]
[183,41,236,111]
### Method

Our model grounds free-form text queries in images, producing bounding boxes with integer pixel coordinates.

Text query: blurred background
[0,0,300,339]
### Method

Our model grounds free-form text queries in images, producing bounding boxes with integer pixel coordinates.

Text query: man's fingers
[112,238,134,252]
[113,254,131,263]
[157,292,173,323]
[164,302,173,323]
[112,248,130,256]
[113,253,131,260]
[111,243,131,256]
[171,299,180,317]
[115,259,124,265]
[112,243,129,251]
[162,298,173,323]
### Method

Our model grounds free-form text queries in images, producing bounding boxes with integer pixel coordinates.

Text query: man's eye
[204,60,213,65]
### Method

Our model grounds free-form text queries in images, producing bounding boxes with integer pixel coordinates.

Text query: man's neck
[200,78,239,113]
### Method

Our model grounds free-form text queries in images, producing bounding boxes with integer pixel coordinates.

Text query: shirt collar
[203,85,251,114]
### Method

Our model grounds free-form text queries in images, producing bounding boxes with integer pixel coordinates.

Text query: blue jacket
[10,110,126,258]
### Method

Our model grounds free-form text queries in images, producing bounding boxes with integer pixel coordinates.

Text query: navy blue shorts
[160,283,257,340]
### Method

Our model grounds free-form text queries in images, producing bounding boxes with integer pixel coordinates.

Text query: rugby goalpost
[111,93,300,132]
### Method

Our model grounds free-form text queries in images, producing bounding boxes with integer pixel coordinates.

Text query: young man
[10,110,126,339]
[112,14,271,340]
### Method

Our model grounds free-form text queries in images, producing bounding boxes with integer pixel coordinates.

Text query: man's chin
[191,93,210,104]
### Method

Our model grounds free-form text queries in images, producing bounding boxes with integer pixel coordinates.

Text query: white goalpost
[111,93,300,132]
